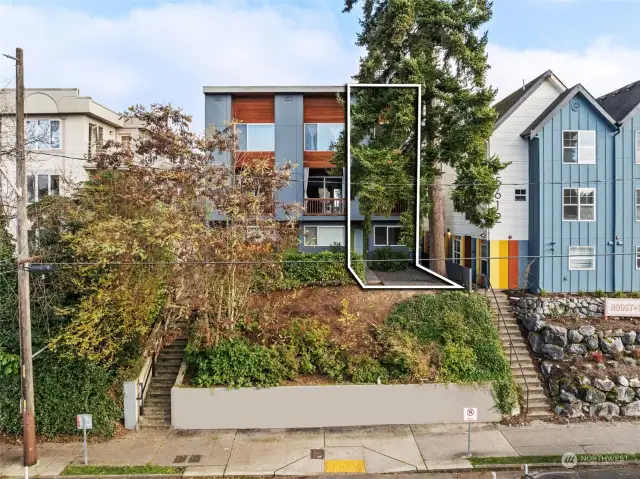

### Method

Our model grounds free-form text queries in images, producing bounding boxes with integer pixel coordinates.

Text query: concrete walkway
[3,421,640,477]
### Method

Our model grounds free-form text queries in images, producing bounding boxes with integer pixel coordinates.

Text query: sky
[1,0,640,131]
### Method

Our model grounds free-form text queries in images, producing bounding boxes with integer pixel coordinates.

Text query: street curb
[8,461,640,478]
[472,460,640,471]
[25,475,184,479]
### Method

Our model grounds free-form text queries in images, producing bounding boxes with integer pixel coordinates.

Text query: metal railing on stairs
[484,281,530,417]
[136,314,172,417]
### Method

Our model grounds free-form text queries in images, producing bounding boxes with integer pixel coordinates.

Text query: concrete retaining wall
[171,383,500,429]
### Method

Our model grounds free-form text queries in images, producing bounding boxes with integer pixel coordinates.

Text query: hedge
[368,247,409,271]
[0,354,120,438]
[280,251,365,288]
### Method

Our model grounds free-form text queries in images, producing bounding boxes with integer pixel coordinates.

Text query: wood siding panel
[304,96,344,123]
[234,152,275,168]
[508,240,519,290]
[232,96,275,123]
[304,151,336,169]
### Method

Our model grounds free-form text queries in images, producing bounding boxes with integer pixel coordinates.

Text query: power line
[18,151,640,188]
[26,250,640,267]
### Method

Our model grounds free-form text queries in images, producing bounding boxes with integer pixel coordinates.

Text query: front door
[351,228,364,255]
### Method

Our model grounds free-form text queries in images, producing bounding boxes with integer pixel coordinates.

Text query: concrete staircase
[138,322,189,429]
[485,291,552,419]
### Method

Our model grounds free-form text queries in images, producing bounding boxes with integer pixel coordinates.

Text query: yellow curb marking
[324,459,366,473]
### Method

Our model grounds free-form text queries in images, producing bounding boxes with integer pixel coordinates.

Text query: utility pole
[15,47,37,467]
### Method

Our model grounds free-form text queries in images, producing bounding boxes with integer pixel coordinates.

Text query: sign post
[463,407,478,457]
[76,414,93,465]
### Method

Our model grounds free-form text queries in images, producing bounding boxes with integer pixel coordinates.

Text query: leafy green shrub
[285,319,346,380]
[376,326,437,381]
[347,354,388,383]
[0,355,120,438]
[439,342,477,381]
[384,292,517,413]
[0,349,19,377]
[328,242,345,253]
[369,247,409,271]
[187,338,290,388]
[281,251,365,288]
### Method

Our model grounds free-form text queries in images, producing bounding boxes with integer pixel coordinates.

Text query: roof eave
[523,85,618,138]
[493,70,559,131]
[619,103,640,126]
[203,86,345,94]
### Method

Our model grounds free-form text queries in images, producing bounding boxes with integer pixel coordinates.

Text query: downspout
[612,124,621,293]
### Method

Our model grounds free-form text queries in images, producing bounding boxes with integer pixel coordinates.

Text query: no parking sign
[463,407,477,457]
[463,407,478,422]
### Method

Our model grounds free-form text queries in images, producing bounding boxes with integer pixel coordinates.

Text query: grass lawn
[470,453,640,466]
[61,464,184,476]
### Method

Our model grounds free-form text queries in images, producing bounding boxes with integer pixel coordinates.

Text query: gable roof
[598,80,640,124]
[520,84,617,138]
[493,70,566,130]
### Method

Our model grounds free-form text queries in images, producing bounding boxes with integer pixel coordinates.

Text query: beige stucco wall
[0,88,145,196]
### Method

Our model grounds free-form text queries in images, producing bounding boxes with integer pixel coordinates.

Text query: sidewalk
[3,420,640,477]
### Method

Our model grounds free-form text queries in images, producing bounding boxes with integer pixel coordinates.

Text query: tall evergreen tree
[339,0,506,275]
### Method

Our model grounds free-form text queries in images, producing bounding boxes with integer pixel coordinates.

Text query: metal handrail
[137,354,156,416]
[486,281,530,417]
[136,313,173,416]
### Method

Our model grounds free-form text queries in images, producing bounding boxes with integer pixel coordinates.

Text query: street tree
[28,105,297,365]
[340,0,506,275]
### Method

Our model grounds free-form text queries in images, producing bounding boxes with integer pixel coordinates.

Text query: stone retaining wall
[548,373,640,420]
[512,295,605,321]
[507,294,640,419]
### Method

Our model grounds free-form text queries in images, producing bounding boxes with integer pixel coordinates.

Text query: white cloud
[2,1,640,130]
[488,36,640,101]
[0,2,361,132]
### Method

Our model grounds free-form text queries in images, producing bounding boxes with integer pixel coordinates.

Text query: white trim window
[562,130,596,164]
[563,188,595,221]
[636,131,640,164]
[452,236,461,261]
[303,225,344,246]
[119,133,132,150]
[373,225,401,246]
[27,174,60,203]
[304,123,344,151]
[26,119,61,150]
[636,246,640,270]
[568,246,595,271]
[637,189,640,221]
[236,123,275,151]
[515,189,526,201]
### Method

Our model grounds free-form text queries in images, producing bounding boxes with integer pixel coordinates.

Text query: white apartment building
[0,88,145,205]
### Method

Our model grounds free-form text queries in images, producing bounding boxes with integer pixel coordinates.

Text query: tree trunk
[428,167,446,276]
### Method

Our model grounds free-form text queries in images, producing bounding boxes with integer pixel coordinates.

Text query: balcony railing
[303,198,346,215]
[375,199,409,216]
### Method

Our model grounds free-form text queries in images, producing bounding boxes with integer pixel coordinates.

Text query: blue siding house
[523,81,640,293]
[599,80,640,292]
